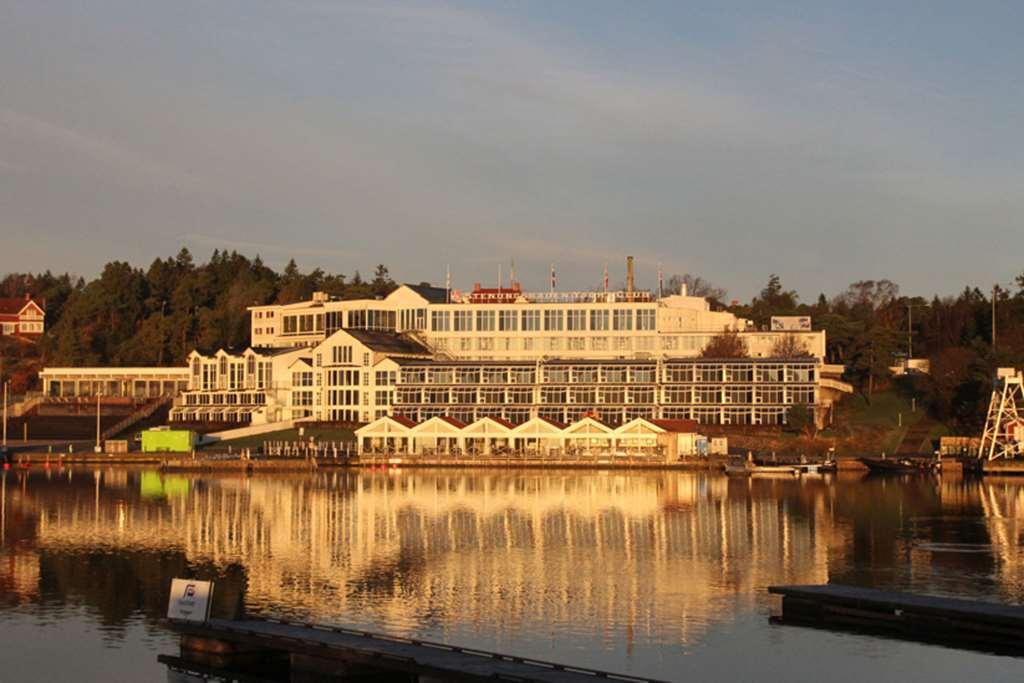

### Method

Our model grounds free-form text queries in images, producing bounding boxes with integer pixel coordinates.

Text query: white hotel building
[167,275,848,428]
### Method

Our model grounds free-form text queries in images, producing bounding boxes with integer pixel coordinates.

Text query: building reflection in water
[2,468,1024,656]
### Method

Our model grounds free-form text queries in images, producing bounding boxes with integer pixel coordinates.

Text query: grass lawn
[819,389,934,456]
[839,390,922,429]
[201,426,356,451]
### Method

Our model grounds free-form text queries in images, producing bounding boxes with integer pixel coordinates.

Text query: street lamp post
[2,381,8,448]
[905,302,926,365]
[95,392,102,453]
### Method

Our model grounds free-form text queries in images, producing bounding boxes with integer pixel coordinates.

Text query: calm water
[2,467,1024,682]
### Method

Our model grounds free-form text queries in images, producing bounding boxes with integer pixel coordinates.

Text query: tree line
[692,273,1024,430]
[3,252,1024,431]
[0,249,396,391]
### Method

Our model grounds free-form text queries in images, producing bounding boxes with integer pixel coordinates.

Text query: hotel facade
[161,275,847,428]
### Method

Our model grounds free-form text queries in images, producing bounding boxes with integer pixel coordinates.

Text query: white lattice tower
[980,368,1024,461]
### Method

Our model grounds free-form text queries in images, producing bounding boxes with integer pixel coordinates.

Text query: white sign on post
[167,578,214,622]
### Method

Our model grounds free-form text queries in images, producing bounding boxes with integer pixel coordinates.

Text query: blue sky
[1,1,1022,301]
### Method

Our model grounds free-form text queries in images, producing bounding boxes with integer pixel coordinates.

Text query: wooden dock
[167,617,666,682]
[769,584,1024,654]
[159,457,318,473]
[980,458,1024,475]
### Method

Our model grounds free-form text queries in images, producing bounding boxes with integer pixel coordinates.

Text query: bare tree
[666,274,727,303]
[770,334,813,358]
[700,330,749,358]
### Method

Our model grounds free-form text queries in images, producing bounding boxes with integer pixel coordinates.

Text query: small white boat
[725,462,800,476]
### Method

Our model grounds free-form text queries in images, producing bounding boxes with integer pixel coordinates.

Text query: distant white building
[168,273,845,428]
[170,330,432,424]
[249,282,825,361]
[39,262,849,429]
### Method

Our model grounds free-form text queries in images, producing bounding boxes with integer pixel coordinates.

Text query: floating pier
[159,457,317,473]
[769,584,1024,654]
[166,617,666,682]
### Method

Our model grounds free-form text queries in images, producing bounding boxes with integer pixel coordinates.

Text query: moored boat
[859,456,938,473]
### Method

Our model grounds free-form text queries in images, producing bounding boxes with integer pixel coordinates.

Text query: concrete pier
[769,584,1024,655]
[166,617,666,682]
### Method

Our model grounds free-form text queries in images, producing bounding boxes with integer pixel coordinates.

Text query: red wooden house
[0,295,45,337]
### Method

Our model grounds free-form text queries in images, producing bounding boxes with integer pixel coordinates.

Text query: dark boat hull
[859,457,936,473]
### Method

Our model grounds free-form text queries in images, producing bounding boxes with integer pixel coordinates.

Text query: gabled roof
[0,297,43,316]
[614,417,667,435]
[402,283,449,304]
[511,415,567,434]
[344,329,431,355]
[462,416,515,434]
[563,416,614,435]
[649,418,700,433]
[389,414,418,428]
[354,414,417,435]
[411,415,467,432]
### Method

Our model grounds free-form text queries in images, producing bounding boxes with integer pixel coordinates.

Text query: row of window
[326,389,392,407]
[432,335,662,353]
[398,365,815,385]
[396,406,796,427]
[328,389,363,406]
[327,369,362,386]
[181,392,267,406]
[395,387,814,405]
[429,308,657,333]
[191,359,273,391]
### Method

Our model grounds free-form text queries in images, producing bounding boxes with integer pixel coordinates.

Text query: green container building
[141,428,196,453]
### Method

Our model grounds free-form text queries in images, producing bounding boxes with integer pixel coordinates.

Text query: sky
[1,1,1022,302]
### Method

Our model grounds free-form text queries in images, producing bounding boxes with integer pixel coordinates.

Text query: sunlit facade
[248,283,826,361]
[391,357,817,427]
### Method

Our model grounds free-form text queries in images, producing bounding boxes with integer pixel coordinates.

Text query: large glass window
[482,368,507,384]
[601,366,627,382]
[613,309,633,331]
[454,310,473,331]
[786,365,813,383]
[631,366,656,383]
[789,387,815,404]
[499,310,518,331]
[567,310,587,331]
[590,309,610,331]
[636,309,656,330]
[664,365,693,383]
[544,366,569,383]
[431,310,451,332]
[544,310,564,331]
[697,365,723,382]
[522,310,541,331]
[476,310,496,331]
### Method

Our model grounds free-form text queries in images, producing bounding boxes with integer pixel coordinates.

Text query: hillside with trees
[675,272,1024,434]
[0,248,396,392]
[2,254,1024,435]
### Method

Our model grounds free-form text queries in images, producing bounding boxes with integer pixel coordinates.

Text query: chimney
[626,256,635,295]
